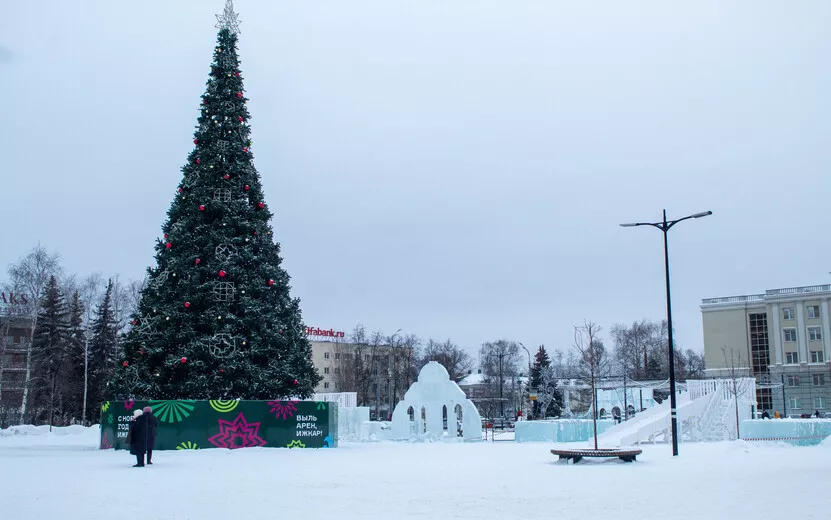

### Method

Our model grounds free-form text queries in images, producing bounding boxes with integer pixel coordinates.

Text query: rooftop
[701,284,831,307]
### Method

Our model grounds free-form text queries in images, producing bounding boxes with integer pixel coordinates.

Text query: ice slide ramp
[594,389,717,447]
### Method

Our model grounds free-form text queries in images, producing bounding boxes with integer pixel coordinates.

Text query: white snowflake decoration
[213,188,232,202]
[204,333,237,358]
[149,270,169,290]
[213,282,235,302]
[215,243,238,262]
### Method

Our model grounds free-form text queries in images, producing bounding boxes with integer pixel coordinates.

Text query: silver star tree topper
[216,0,241,34]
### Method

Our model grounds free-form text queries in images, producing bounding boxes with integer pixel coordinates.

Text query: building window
[790,397,801,410]
[807,305,820,319]
[813,374,825,386]
[785,352,799,364]
[335,353,340,360]
[815,397,827,409]
[808,327,822,342]
[365,355,370,361]
[748,313,770,375]
[324,367,329,374]
[324,352,330,359]
[787,375,800,387]
[324,382,329,389]
[783,307,795,320]
[811,351,825,363]
[334,368,340,374]
[783,328,797,343]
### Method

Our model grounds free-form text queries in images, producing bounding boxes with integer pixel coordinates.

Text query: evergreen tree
[65,292,86,422]
[31,276,70,425]
[89,280,118,416]
[111,2,320,400]
[529,346,562,418]
[529,345,550,390]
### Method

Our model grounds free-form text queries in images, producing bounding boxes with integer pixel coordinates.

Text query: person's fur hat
[132,409,143,418]
[143,406,152,414]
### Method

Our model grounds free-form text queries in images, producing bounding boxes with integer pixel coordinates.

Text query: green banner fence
[99,399,337,450]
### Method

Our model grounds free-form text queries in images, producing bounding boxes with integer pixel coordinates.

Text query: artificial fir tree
[111,1,319,400]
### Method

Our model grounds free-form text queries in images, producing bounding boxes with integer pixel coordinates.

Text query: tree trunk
[82,336,88,426]
[19,317,36,424]
[591,375,598,450]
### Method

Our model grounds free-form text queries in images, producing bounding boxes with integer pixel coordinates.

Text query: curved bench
[551,448,642,463]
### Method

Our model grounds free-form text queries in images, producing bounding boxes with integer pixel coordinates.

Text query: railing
[701,295,764,305]
[766,285,831,296]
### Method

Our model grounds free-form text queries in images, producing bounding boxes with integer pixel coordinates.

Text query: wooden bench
[551,448,642,463]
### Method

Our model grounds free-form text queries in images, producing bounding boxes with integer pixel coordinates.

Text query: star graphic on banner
[215,0,241,34]
[208,413,266,449]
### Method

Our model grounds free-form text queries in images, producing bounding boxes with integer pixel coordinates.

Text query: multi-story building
[701,284,831,416]
[0,314,34,423]
[307,328,414,420]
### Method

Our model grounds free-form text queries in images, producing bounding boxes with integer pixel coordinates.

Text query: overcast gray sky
[2,0,830,360]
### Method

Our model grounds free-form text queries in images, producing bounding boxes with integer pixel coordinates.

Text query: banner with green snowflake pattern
[99,400,337,450]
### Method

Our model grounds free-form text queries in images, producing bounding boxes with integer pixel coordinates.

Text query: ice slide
[593,389,718,447]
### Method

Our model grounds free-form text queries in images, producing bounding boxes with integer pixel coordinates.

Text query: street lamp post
[519,343,532,419]
[620,209,712,457]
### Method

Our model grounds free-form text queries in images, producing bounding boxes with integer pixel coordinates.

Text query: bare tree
[721,346,750,440]
[420,338,472,382]
[7,245,62,422]
[76,273,105,425]
[574,320,607,450]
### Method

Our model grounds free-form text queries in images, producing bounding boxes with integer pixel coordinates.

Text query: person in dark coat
[143,406,158,465]
[128,409,148,467]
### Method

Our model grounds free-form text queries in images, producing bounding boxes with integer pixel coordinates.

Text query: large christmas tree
[111,1,320,400]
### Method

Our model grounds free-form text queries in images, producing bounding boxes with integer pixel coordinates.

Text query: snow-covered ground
[1,425,829,520]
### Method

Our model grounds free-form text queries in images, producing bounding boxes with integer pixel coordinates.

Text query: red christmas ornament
[238,116,243,122]
[184,302,191,308]
[252,231,257,235]
[267,279,274,286]
[235,72,240,77]
[243,147,249,153]
[178,187,183,193]
[199,205,206,211]
[131,320,137,326]
[202,99,207,105]
[180,357,187,363]
[218,270,227,278]
[140,349,145,355]
[163,233,169,239]
[195,158,201,164]
[236,92,243,98]
[223,174,231,180]
[293,379,298,385]
[257,202,264,209]
[243,185,250,191]
[165,242,173,249]
[123,361,129,367]
[220,368,225,373]
[195,258,201,265]
[193,139,198,144]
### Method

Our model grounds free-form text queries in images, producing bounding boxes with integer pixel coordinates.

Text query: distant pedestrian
[761,410,770,419]
[144,406,158,465]
[128,409,148,467]
[814,410,821,418]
